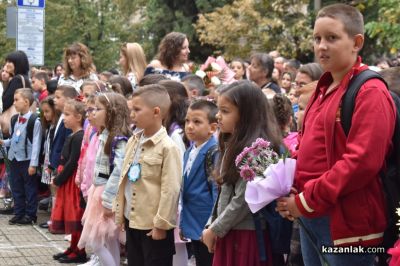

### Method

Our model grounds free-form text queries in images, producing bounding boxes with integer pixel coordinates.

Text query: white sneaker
[64,234,71,242]
[77,254,100,266]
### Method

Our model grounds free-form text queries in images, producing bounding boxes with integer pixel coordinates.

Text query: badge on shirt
[14,129,21,143]
[128,163,141,182]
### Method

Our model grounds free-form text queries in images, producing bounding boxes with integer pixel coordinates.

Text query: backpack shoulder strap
[109,135,128,173]
[26,113,38,143]
[204,144,219,194]
[10,114,18,136]
[340,69,387,136]
[24,113,39,158]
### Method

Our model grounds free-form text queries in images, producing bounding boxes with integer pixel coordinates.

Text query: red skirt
[50,167,84,234]
[213,230,272,266]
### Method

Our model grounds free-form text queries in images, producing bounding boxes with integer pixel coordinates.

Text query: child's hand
[28,166,36,176]
[201,228,216,253]
[146,227,166,240]
[276,194,302,221]
[0,139,3,145]
[102,206,113,219]
[75,179,81,186]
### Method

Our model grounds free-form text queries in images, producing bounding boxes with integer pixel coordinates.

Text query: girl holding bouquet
[201,80,282,266]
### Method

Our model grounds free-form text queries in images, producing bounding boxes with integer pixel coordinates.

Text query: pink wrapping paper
[245,158,296,213]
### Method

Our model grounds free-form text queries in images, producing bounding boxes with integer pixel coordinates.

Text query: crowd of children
[0,3,399,266]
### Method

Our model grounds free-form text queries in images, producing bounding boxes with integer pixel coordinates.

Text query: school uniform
[49,115,72,171]
[4,111,42,220]
[180,136,218,266]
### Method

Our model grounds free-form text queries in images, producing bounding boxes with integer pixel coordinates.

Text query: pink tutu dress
[77,184,118,251]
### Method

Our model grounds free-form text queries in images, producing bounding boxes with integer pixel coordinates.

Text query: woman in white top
[119,42,147,91]
[58,42,98,92]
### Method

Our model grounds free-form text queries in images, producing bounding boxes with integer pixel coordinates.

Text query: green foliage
[365,0,400,55]
[142,0,233,62]
[196,0,314,62]
[0,1,16,64]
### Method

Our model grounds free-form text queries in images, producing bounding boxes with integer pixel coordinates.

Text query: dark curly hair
[96,92,132,156]
[272,94,293,134]
[5,50,30,75]
[157,32,187,70]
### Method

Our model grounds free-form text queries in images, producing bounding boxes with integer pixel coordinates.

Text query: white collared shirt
[184,141,207,176]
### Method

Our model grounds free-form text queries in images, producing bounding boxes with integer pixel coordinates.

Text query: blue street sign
[17,0,45,8]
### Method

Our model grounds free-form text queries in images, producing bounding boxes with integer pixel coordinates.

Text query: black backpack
[341,69,400,259]
[10,113,39,158]
[204,144,219,195]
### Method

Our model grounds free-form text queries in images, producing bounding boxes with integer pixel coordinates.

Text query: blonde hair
[64,99,86,126]
[120,43,147,82]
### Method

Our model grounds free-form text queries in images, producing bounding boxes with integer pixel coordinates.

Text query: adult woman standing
[58,42,98,92]
[248,53,281,99]
[0,51,31,137]
[119,42,147,91]
[144,32,190,81]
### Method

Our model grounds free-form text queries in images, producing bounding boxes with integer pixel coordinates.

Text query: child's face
[313,17,360,74]
[63,105,81,130]
[185,108,217,146]
[85,102,96,126]
[130,96,157,130]
[295,93,311,132]
[81,85,96,104]
[231,61,245,80]
[288,88,298,105]
[54,90,66,112]
[92,100,107,130]
[31,77,44,92]
[216,95,239,134]
[13,93,30,113]
[281,73,292,90]
[41,103,54,123]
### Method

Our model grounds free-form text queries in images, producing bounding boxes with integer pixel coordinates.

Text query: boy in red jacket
[277,4,396,266]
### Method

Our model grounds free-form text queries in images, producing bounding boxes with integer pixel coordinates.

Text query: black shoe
[15,215,37,225]
[8,215,22,225]
[53,248,73,260]
[58,252,87,263]
[39,222,49,229]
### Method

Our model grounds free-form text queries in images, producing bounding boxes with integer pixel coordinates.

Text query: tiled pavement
[0,209,74,266]
[0,209,195,266]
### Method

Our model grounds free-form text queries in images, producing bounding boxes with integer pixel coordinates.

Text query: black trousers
[125,219,175,266]
[190,240,213,266]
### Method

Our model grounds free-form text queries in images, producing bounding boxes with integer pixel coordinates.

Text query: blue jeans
[299,216,375,266]
[9,160,37,218]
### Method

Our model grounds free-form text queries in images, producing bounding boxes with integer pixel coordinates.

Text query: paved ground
[0,208,195,266]
[0,209,77,266]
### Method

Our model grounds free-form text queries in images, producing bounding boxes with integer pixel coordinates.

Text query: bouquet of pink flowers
[235,138,279,181]
[194,56,236,87]
[235,138,296,213]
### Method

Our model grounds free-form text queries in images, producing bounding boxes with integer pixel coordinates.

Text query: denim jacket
[94,129,127,210]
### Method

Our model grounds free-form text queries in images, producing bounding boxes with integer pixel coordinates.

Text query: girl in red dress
[50,99,87,264]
